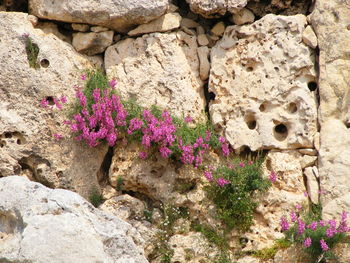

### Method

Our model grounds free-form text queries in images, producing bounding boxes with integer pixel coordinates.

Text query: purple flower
[109,79,117,88]
[204,170,213,182]
[339,211,350,232]
[184,115,193,123]
[60,96,68,104]
[297,219,306,235]
[320,239,329,251]
[304,191,309,197]
[269,171,277,183]
[308,221,318,231]
[22,33,29,38]
[295,204,302,211]
[290,211,298,223]
[80,74,86,81]
[159,146,172,158]
[139,151,148,159]
[216,177,230,187]
[205,130,211,142]
[53,133,63,140]
[304,237,312,248]
[280,216,289,231]
[319,220,326,227]
[40,98,49,108]
[239,162,245,168]
[219,136,226,143]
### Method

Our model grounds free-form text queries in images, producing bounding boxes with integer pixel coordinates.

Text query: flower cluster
[281,208,349,255]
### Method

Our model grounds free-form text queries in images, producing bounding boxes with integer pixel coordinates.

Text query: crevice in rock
[1,0,28,12]
[203,81,213,119]
[97,147,114,184]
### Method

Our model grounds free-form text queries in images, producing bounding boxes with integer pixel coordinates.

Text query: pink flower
[320,239,329,251]
[304,237,312,248]
[239,162,245,168]
[159,147,172,158]
[248,160,253,165]
[216,177,230,187]
[53,133,63,140]
[80,74,86,80]
[319,220,326,227]
[204,170,213,182]
[280,216,289,231]
[295,204,302,211]
[60,96,68,104]
[269,171,277,183]
[297,219,306,235]
[53,97,62,110]
[184,115,193,123]
[290,211,298,222]
[40,98,49,108]
[219,136,226,143]
[139,151,148,159]
[304,191,309,197]
[109,79,117,88]
[308,221,318,231]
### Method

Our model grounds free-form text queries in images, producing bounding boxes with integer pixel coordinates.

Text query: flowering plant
[281,206,350,262]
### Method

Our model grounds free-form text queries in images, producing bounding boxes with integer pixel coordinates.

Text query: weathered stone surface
[90,26,109,33]
[29,0,169,33]
[211,22,225,36]
[36,21,72,43]
[274,245,309,263]
[244,150,308,250]
[300,155,317,169]
[197,34,209,46]
[186,0,248,18]
[72,31,114,55]
[209,14,317,151]
[304,166,319,204]
[302,25,318,49]
[311,0,350,220]
[232,8,255,25]
[0,176,148,263]
[0,12,108,198]
[198,46,210,81]
[72,23,90,32]
[181,18,199,29]
[128,13,182,36]
[105,31,206,121]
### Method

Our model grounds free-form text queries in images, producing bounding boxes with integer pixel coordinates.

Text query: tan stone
[300,155,317,168]
[72,31,114,55]
[211,21,225,36]
[304,166,319,204]
[244,150,308,250]
[36,21,71,43]
[209,14,317,151]
[274,245,309,263]
[181,18,199,28]
[27,14,38,26]
[197,46,210,81]
[186,0,248,18]
[72,23,90,32]
[29,0,170,33]
[0,12,107,199]
[90,26,109,33]
[314,132,320,151]
[232,8,255,25]
[128,13,182,36]
[302,25,318,49]
[298,148,317,156]
[197,34,209,46]
[105,31,206,122]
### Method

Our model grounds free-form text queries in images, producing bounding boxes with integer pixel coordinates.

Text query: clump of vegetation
[89,187,104,207]
[248,239,291,260]
[23,33,40,69]
[115,176,124,191]
[281,204,350,262]
[204,158,271,232]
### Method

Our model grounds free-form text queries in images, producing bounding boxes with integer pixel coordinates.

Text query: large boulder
[0,12,107,198]
[0,176,148,263]
[105,31,206,122]
[209,14,317,152]
[310,0,350,220]
[29,0,170,33]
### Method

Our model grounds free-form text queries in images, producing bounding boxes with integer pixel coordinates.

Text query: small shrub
[250,239,291,260]
[115,176,124,191]
[192,222,229,250]
[281,206,350,262]
[89,187,104,207]
[204,158,271,232]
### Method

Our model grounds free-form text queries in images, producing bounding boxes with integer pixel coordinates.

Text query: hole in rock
[347,24,350,30]
[288,102,297,113]
[274,67,279,72]
[245,114,257,130]
[97,147,114,183]
[46,96,55,105]
[259,103,266,112]
[274,123,288,141]
[246,66,253,72]
[308,81,318,91]
[40,59,50,68]
[16,139,21,145]
[0,140,5,148]
[4,132,12,138]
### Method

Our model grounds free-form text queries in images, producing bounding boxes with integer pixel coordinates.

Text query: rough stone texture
[0,176,148,263]
[197,46,210,81]
[304,166,319,204]
[232,8,255,25]
[72,23,90,32]
[211,22,226,36]
[29,0,169,33]
[72,31,114,55]
[302,25,318,49]
[244,150,308,250]
[197,34,209,46]
[0,12,108,198]
[186,0,248,18]
[247,0,312,17]
[105,31,206,122]
[36,21,72,43]
[311,0,350,220]
[274,245,309,263]
[128,13,182,36]
[209,14,317,152]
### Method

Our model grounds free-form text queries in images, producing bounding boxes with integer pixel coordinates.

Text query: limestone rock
[168,232,220,262]
[0,12,108,198]
[209,14,317,151]
[0,176,148,263]
[72,23,90,32]
[181,18,199,29]
[105,31,206,122]
[300,155,317,168]
[72,31,114,55]
[311,0,350,220]
[186,0,248,18]
[128,13,182,36]
[27,15,38,26]
[211,22,225,36]
[232,8,255,25]
[298,148,317,156]
[197,46,210,80]
[36,21,72,43]
[90,26,109,33]
[244,150,308,250]
[197,34,209,46]
[274,245,309,263]
[302,25,318,49]
[29,0,169,33]
[304,166,319,204]
[247,0,311,17]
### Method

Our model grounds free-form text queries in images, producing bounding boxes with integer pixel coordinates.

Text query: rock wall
[1,0,350,262]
